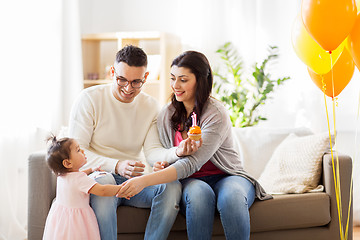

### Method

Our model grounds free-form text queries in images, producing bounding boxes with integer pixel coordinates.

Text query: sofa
[28,127,353,240]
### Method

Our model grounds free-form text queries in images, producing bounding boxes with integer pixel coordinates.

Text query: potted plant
[212,42,290,128]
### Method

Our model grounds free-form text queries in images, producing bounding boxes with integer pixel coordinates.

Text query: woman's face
[170,66,197,107]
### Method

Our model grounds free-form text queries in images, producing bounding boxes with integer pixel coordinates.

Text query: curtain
[0,0,82,239]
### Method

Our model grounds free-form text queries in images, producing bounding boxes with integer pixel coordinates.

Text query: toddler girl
[43,136,123,240]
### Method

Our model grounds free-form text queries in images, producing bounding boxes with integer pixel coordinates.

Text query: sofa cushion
[116,206,225,235]
[231,127,313,179]
[249,192,331,232]
[117,206,150,234]
[116,207,189,233]
[116,193,330,235]
[258,132,332,194]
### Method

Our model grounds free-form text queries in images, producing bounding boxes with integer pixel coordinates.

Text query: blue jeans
[180,175,255,240]
[90,172,181,240]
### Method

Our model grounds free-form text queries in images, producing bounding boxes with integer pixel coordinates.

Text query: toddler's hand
[116,186,132,200]
[116,178,145,199]
[92,166,102,172]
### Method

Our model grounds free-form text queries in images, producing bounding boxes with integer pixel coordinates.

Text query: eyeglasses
[114,70,145,89]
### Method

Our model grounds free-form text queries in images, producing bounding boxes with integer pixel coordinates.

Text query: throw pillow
[258,132,333,194]
[231,127,313,179]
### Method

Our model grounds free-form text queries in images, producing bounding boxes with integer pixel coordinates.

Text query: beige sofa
[28,128,353,239]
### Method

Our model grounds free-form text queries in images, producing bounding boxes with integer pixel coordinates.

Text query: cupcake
[188,112,201,145]
[188,125,202,141]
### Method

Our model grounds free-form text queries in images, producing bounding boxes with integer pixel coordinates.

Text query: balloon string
[330,52,345,240]
[345,183,353,240]
[323,91,344,240]
[324,53,344,240]
[330,52,335,100]
[332,97,344,240]
[322,76,327,92]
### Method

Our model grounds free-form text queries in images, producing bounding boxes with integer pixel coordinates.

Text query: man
[68,45,196,240]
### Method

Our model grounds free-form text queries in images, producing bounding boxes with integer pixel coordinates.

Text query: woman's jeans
[180,174,256,240]
[90,172,181,240]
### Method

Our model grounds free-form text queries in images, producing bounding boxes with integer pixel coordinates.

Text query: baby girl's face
[68,140,87,171]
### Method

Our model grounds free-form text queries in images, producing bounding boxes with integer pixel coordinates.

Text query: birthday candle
[192,112,197,126]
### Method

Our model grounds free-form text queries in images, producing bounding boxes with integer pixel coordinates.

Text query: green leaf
[213,42,290,127]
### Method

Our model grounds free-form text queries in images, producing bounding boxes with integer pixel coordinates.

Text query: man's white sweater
[68,84,177,173]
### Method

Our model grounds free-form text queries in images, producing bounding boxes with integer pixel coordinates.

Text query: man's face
[112,62,148,103]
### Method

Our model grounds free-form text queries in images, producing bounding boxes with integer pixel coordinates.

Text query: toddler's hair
[46,135,73,176]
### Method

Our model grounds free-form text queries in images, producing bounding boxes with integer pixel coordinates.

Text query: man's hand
[176,138,203,157]
[115,160,145,179]
[153,161,169,172]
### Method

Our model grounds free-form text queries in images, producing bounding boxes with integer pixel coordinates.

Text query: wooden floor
[355,226,360,240]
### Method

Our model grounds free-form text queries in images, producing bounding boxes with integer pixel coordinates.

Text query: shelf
[81,33,118,41]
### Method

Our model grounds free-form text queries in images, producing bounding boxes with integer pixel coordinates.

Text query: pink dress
[42,172,100,240]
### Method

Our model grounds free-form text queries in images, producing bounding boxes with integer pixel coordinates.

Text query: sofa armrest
[322,152,353,239]
[28,151,56,240]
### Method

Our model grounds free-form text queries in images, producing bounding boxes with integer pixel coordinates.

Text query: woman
[118,51,272,240]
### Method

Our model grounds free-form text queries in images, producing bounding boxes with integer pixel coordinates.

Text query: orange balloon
[308,49,355,98]
[301,0,357,51]
[347,14,360,71]
[291,14,344,75]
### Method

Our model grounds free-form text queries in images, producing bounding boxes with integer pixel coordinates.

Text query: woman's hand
[176,138,203,157]
[116,177,146,199]
[153,161,169,172]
